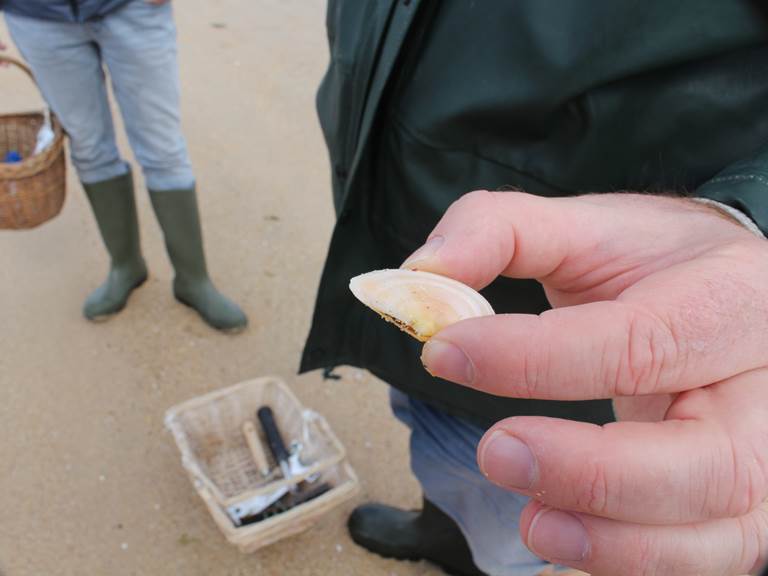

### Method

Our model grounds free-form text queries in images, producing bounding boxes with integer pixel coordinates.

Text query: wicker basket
[0,55,67,230]
[165,377,360,553]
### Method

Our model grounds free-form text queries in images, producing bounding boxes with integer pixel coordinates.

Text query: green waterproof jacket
[300,0,768,429]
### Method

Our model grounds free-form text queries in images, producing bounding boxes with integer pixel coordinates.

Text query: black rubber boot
[348,499,488,576]
[82,169,148,320]
[149,186,247,332]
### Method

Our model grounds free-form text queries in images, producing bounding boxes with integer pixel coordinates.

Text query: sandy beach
[0,2,443,574]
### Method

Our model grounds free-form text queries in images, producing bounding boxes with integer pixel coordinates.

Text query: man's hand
[404,191,768,575]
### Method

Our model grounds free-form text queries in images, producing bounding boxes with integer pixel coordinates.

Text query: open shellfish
[349,269,495,342]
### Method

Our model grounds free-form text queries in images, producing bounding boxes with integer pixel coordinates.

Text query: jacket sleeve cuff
[695,143,768,237]
[692,198,766,238]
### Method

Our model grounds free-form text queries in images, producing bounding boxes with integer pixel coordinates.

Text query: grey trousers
[391,388,560,576]
[6,0,195,190]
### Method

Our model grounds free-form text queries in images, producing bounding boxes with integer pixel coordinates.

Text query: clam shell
[349,269,495,341]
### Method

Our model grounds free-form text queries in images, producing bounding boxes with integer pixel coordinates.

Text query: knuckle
[519,347,537,399]
[460,189,493,208]
[623,532,706,576]
[614,309,679,396]
[721,439,768,518]
[521,313,556,399]
[576,462,612,517]
[623,531,663,576]
[743,503,768,573]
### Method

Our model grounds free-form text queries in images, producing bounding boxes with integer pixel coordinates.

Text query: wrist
[690,197,766,239]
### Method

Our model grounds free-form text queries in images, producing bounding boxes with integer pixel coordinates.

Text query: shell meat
[349,269,495,342]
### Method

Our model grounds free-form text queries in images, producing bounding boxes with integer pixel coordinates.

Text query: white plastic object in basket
[164,376,359,553]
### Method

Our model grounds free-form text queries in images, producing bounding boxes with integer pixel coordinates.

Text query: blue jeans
[5,0,194,190]
[391,388,556,576]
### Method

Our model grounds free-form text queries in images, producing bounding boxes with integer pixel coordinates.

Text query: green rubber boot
[82,170,148,320]
[149,186,247,332]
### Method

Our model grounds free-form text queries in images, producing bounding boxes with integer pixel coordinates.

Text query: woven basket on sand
[0,55,66,230]
[165,377,360,553]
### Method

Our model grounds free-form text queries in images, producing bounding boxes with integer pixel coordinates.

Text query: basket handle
[0,55,36,83]
[0,54,65,139]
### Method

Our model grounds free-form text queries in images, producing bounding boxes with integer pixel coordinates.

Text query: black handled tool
[257,406,294,489]
[230,406,332,526]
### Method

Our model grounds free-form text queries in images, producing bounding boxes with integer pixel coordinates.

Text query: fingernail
[528,508,589,562]
[421,339,474,385]
[402,236,444,269]
[479,431,536,490]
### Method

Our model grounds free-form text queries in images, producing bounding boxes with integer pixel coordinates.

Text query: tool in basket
[241,479,332,525]
[242,419,271,477]
[226,406,328,526]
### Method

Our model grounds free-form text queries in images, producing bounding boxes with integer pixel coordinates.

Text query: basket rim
[200,460,360,543]
[165,376,347,504]
[0,110,67,180]
[164,376,298,425]
[230,471,360,544]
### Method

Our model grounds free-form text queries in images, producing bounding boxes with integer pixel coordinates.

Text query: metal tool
[240,482,333,526]
[227,482,289,526]
[226,407,324,526]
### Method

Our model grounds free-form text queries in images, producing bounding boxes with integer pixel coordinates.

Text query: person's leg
[5,14,126,184]
[89,0,193,191]
[91,0,247,331]
[6,13,147,319]
[348,388,556,576]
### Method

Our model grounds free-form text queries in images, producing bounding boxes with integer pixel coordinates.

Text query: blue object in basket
[3,150,22,163]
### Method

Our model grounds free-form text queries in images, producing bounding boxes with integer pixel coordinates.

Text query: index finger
[412,190,768,399]
[402,190,573,290]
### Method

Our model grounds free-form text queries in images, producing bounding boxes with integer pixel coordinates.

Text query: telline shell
[349,269,495,342]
